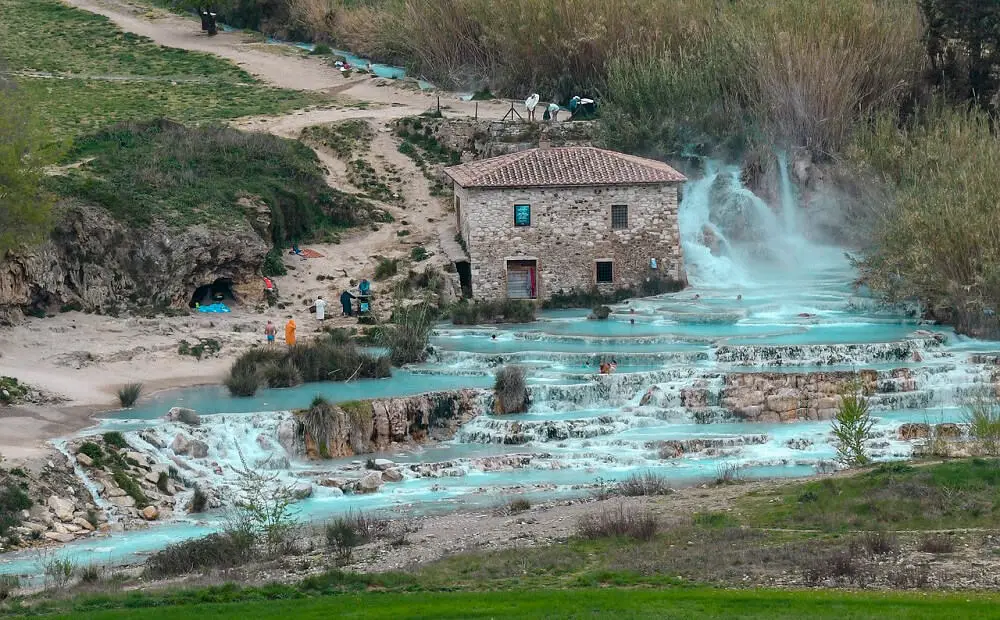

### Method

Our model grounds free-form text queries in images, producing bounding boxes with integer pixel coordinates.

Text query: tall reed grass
[851,102,1000,336]
[602,0,924,158]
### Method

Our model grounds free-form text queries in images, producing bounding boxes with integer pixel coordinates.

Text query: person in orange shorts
[285,318,297,346]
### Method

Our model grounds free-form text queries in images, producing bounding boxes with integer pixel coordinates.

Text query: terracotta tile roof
[444,146,686,189]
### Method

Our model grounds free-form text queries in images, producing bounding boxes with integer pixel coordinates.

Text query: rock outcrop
[716,369,915,422]
[0,453,108,553]
[297,389,484,459]
[165,407,201,426]
[0,202,269,324]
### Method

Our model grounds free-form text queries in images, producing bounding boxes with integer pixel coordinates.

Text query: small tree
[964,389,1000,456]
[227,447,299,556]
[831,379,874,467]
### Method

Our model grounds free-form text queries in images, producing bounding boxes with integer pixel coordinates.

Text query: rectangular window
[611,205,628,230]
[513,204,531,227]
[596,260,614,284]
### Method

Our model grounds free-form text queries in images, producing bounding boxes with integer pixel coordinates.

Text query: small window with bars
[611,205,628,230]
[596,260,614,284]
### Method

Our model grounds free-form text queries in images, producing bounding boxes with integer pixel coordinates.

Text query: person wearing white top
[315,296,327,321]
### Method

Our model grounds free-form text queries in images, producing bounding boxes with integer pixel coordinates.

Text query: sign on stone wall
[513,204,531,227]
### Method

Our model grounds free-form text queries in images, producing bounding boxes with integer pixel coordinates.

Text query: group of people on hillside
[262,279,372,346]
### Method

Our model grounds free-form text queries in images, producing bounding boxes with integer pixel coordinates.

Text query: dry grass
[616,471,673,497]
[852,103,1000,337]
[577,504,658,541]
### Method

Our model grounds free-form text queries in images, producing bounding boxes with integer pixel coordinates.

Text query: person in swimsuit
[264,320,276,345]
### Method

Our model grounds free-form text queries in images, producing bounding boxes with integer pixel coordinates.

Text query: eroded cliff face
[297,389,485,459]
[0,202,269,324]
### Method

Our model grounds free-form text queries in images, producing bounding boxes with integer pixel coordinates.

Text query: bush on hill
[50,120,381,245]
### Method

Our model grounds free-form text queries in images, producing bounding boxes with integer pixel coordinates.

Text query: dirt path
[63,0,343,90]
[62,0,513,119]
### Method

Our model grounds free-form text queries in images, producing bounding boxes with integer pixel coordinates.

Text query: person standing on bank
[340,290,356,317]
[285,318,297,346]
[264,320,277,345]
[315,296,327,322]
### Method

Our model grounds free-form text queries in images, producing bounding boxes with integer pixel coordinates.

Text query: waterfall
[777,152,798,236]
[678,163,750,287]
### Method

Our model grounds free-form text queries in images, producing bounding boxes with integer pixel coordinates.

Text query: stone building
[444,145,687,300]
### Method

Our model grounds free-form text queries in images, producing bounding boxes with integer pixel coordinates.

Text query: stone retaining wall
[710,369,916,422]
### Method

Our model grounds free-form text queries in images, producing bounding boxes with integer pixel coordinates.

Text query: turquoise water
[4,161,993,579]
[111,371,493,421]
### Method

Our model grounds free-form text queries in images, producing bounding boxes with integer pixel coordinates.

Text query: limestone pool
[2,158,994,579]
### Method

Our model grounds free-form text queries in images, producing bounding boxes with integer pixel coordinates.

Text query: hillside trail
[65,0,507,318]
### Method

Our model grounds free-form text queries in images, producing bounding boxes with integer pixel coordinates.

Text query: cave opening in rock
[189,278,235,308]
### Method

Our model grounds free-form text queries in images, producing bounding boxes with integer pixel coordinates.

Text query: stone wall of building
[457,183,683,300]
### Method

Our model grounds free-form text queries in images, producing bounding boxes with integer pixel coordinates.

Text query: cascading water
[777,152,798,236]
[678,156,816,288]
[5,154,998,579]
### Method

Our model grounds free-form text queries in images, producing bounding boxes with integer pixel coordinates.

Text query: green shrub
[262,248,287,277]
[325,511,390,562]
[112,468,148,507]
[374,257,399,280]
[259,359,304,389]
[831,380,874,467]
[156,471,170,494]
[78,564,101,583]
[310,43,333,56]
[102,431,127,449]
[590,305,612,320]
[617,471,672,496]
[117,383,142,408]
[0,377,28,405]
[0,481,32,537]
[226,337,390,396]
[52,121,379,250]
[506,497,531,514]
[190,485,208,513]
[451,299,536,325]
[226,364,262,397]
[410,246,430,261]
[544,287,631,309]
[78,442,104,464]
[493,365,529,414]
[145,531,255,578]
[378,304,434,365]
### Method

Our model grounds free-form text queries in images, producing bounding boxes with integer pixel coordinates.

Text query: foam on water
[4,156,996,577]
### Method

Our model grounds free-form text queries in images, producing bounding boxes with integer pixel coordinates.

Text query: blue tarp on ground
[197,303,230,313]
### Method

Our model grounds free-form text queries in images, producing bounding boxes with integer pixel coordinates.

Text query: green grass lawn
[0,0,318,139]
[36,588,1000,619]
[739,459,1000,531]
